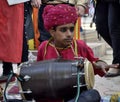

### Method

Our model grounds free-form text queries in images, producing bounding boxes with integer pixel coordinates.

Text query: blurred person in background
[0,0,41,83]
[95,0,120,77]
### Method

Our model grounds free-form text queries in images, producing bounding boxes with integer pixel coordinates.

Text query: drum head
[84,59,95,89]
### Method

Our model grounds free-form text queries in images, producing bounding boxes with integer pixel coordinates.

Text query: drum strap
[74,40,78,57]
[44,38,79,59]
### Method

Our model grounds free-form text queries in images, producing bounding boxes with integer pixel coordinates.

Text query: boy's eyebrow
[58,25,75,28]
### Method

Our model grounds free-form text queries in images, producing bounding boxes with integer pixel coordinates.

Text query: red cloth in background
[0,0,24,63]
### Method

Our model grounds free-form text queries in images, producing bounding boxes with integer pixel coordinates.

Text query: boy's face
[50,23,75,48]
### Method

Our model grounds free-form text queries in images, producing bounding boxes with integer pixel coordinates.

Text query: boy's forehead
[57,23,75,28]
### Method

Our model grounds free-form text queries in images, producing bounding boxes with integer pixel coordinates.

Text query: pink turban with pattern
[42,4,78,31]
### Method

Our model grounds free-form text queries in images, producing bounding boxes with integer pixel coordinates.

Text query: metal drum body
[19,59,94,100]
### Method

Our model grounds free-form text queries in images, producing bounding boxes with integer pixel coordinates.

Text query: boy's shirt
[37,40,105,76]
[37,40,97,61]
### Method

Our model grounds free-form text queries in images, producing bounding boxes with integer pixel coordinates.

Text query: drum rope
[3,72,13,102]
[75,58,84,102]
[75,68,81,102]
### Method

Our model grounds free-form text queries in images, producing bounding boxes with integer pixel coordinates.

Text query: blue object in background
[101,96,111,102]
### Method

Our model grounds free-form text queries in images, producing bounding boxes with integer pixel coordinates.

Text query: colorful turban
[42,4,78,31]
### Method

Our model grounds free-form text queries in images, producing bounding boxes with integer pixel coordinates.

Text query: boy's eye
[60,27,67,32]
[60,27,74,32]
[69,27,74,32]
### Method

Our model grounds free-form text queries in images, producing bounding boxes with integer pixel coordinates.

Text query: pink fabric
[0,0,24,63]
[42,4,78,31]
[8,86,19,94]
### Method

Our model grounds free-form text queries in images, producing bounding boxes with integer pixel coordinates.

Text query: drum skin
[19,59,90,100]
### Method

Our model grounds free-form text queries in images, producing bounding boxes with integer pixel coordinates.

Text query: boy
[37,4,119,102]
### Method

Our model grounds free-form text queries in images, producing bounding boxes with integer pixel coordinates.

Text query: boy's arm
[93,60,119,73]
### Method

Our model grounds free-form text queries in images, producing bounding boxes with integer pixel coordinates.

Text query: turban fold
[42,4,78,31]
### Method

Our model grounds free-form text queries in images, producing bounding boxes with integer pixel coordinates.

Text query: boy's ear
[49,29,55,37]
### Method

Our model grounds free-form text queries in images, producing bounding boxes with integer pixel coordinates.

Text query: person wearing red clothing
[37,4,119,75]
[0,0,40,83]
[37,4,119,102]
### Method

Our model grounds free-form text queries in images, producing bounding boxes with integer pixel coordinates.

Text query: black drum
[18,59,94,101]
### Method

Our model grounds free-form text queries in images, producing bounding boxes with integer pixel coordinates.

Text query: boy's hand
[93,60,119,73]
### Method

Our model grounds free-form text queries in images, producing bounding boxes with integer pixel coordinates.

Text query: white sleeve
[7,0,30,5]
